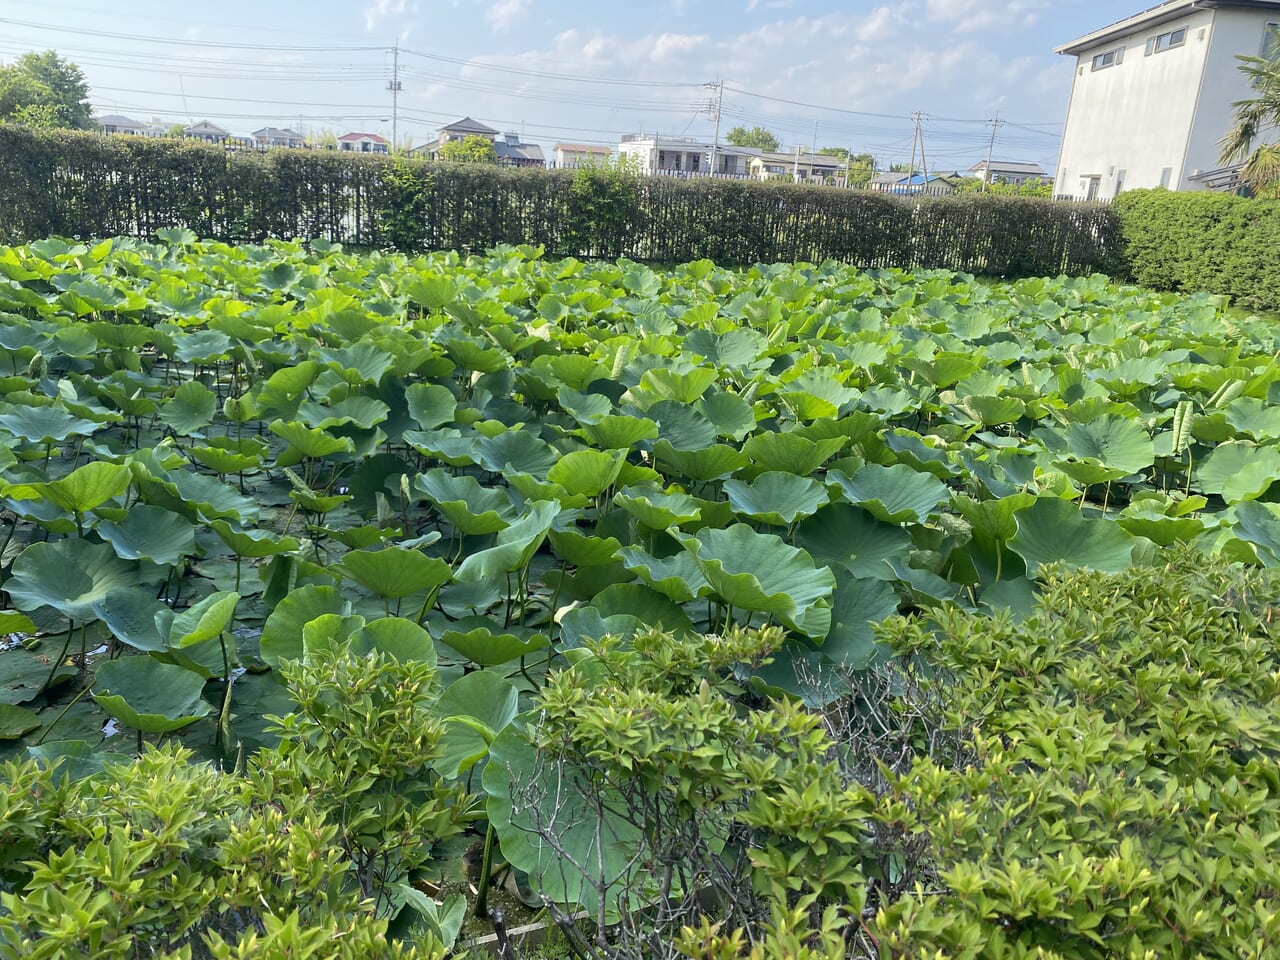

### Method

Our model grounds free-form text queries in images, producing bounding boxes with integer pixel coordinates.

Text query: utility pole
[918,114,929,189]
[387,40,403,153]
[793,143,801,181]
[908,112,920,187]
[982,111,1002,192]
[704,80,723,174]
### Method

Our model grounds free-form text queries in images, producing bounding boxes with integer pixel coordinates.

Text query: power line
[0,16,385,52]
[399,46,701,88]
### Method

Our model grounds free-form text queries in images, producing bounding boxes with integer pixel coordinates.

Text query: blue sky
[0,0,1135,172]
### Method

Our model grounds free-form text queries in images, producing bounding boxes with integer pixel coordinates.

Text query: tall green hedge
[0,126,1123,276]
[1113,188,1280,312]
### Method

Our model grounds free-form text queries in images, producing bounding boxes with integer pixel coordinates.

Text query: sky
[0,0,1138,174]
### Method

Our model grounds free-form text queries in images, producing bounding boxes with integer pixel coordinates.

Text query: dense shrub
[1113,189,1280,312]
[0,126,1121,277]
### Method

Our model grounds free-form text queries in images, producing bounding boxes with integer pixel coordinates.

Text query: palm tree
[1219,55,1280,198]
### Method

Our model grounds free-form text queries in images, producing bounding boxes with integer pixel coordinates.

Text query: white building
[1054,0,1280,200]
[969,160,1049,186]
[617,134,759,176]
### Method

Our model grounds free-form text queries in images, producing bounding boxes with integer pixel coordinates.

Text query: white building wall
[1185,8,1280,181]
[1056,8,1214,199]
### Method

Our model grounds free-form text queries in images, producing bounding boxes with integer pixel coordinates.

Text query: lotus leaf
[168,591,239,648]
[579,414,659,450]
[333,546,452,600]
[724,471,830,526]
[92,656,212,734]
[209,520,301,558]
[259,585,349,668]
[40,461,131,515]
[269,419,356,460]
[453,501,560,582]
[0,647,76,704]
[405,383,458,430]
[829,464,949,524]
[431,670,520,777]
[652,441,747,482]
[546,449,624,498]
[0,703,40,740]
[415,469,516,535]
[5,539,138,621]
[1010,497,1139,574]
[0,405,99,443]
[97,505,197,565]
[1196,441,1280,502]
[742,432,845,476]
[159,381,217,435]
[617,547,710,603]
[439,616,549,666]
[673,524,835,637]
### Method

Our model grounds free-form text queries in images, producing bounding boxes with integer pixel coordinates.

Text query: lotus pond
[1,234,1280,910]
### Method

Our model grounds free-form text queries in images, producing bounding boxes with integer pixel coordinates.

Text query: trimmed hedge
[1113,188,1280,312]
[0,126,1123,277]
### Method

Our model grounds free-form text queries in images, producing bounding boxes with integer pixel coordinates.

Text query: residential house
[1054,0,1280,199]
[338,132,390,154]
[495,131,545,167]
[252,126,305,149]
[749,150,844,183]
[184,121,231,144]
[554,143,612,167]
[867,172,961,195]
[410,117,500,160]
[969,159,1049,185]
[97,114,145,135]
[617,134,758,176]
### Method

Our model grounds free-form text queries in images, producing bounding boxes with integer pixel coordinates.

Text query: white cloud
[924,0,1050,32]
[364,0,413,31]
[486,0,532,32]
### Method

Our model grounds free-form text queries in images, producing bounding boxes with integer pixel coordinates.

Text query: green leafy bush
[1114,189,1280,312]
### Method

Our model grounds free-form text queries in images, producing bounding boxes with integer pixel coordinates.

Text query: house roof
[338,132,389,143]
[497,141,545,162]
[98,114,144,128]
[1055,0,1280,56]
[252,126,303,140]
[757,151,843,167]
[185,120,230,134]
[555,143,611,153]
[970,160,1047,175]
[441,116,499,135]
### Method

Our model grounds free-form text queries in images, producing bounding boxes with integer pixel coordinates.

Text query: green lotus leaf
[613,486,703,530]
[953,394,1025,427]
[297,396,390,431]
[588,582,694,636]
[742,432,845,476]
[829,464,949,524]
[349,616,437,664]
[546,449,625,498]
[0,703,40,740]
[1223,397,1280,442]
[485,723,643,913]
[333,546,453,600]
[442,338,507,374]
[301,614,368,661]
[320,342,396,385]
[1226,500,1280,566]
[405,383,458,430]
[673,524,835,637]
[0,405,99,443]
[616,547,710,603]
[1052,457,1129,486]
[97,505,197,565]
[407,275,458,312]
[209,520,301,558]
[579,415,659,450]
[5,539,138,621]
[439,616,549,666]
[557,386,613,425]
[92,656,211,734]
[637,366,718,404]
[1115,510,1206,546]
[547,528,624,567]
[1010,497,1138,574]
[431,670,520,777]
[505,472,591,509]
[1054,415,1154,476]
[168,591,239,648]
[404,428,481,467]
[414,469,515,535]
[652,440,747,483]
[453,501,560,582]
[269,419,356,460]
[0,611,36,634]
[41,461,131,515]
[0,647,76,704]
[698,391,756,440]
[819,574,900,669]
[259,585,349,669]
[648,400,719,452]
[92,588,168,652]
[25,740,104,781]
[724,471,830,526]
[170,472,260,522]
[1196,441,1280,502]
[476,430,558,477]
[188,440,266,475]
[683,327,768,367]
[159,381,217,435]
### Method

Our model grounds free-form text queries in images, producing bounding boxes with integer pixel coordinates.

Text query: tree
[1219,54,1280,198]
[437,135,498,164]
[888,162,913,173]
[817,146,849,161]
[0,51,92,129]
[725,125,779,152]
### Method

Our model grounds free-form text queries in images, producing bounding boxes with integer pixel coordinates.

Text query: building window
[1091,46,1125,70]
[1263,22,1280,60]
[1115,169,1126,196]
[1086,176,1101,200]
[1160,167,1173,188]
[1145,27,1186,56]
